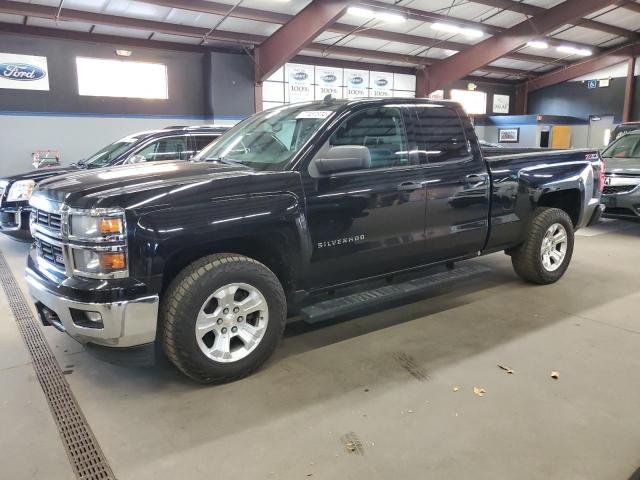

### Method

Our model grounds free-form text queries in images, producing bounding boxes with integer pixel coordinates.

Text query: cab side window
[414,106,469,163]
[135,136,189,161]
[329,107,409,169]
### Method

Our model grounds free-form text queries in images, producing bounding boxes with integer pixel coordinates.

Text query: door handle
[397,181,423,192]
[465,174,488,185]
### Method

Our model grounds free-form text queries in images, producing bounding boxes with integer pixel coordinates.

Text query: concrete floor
[1,218,640,480]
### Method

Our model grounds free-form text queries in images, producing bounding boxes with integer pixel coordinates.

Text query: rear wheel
[510,207,574,284]
[160,253,286,384]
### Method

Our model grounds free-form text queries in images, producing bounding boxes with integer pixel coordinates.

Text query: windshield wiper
[208,157,245,167]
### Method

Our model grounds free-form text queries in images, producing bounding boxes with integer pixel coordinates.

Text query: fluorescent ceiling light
[526,40,548,49]
[431,22,484,39]
[347,6,405,23]
[557,45,592,56]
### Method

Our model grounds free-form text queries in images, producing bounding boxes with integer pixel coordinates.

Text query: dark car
[26,98,604,383]
[601,130,640,218]
[0,125,229,240]
[610,122,640,143]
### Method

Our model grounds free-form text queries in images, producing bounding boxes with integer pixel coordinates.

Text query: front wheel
[160,254,286,384]
[510,207,574,285]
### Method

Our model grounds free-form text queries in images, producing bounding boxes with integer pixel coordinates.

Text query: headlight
[72,249,127,276]
[70,212,124,240]
[7,180,35,202]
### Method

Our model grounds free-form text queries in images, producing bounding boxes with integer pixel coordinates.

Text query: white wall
[0,114,238,177]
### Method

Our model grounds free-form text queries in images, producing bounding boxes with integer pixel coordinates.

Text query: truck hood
[1,165,80,185]
[603,157,640,175]
[33,160,255,210]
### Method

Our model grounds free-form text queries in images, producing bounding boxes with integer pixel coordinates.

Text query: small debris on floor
[550,371,560,379]
[498,364,514,374]
[452,386,460,392]
[341,432,364,456]
[473,387,486,397]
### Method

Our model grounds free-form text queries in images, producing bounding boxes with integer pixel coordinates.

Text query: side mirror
[126,154,147,165]
[310,146,371,176]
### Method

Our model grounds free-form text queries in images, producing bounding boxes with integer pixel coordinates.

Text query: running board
[300,264,491,324]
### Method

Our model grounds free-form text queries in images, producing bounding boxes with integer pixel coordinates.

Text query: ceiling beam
[254,0,353,82]
[0,0,546,78]
[137,0,570,66]
[359,0,600,52]
[527,42,640,91]
[469,0,640,40]
[615,0,640,14]
[0,0,263,45]
[0,21,224,53]
[303,44,534,78]
[417,0,617,96]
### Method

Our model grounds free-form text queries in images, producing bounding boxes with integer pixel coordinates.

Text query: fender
[486,149,600,251]
[130,190,312,291]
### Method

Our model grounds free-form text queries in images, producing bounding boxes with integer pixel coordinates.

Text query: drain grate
[0,250,116,480]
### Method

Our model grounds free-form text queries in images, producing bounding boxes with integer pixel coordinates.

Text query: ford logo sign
[351,76,364,85]
[375,78,388,87]
[0,63,46,81]
[291,71,308,81]
[322,74,337,83]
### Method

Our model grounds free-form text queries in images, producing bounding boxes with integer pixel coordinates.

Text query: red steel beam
[418,0,616,96]
[623,56,637,122]
[0,0,263,44]
[303,44,534,78]
[254,0,353,82]
[359,0,599,52]
[469,0,640,40]
[137,0,570,66]
[527,42,640,91]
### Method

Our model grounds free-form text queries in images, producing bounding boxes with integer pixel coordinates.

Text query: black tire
[510,207,574,285]
[160,253,286,384]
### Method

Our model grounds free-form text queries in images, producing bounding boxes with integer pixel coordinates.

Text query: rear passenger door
[303,105,429,288]
[414,105,490,261]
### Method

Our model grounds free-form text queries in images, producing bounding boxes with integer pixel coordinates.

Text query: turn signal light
[99,252,126,270]
[100,218,123,235]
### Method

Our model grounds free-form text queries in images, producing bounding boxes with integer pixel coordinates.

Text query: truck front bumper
[26,266,159,349]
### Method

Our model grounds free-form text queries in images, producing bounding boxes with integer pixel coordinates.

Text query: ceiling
[0,0,639,82]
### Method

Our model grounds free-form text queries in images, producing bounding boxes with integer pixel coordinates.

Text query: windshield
[82,135,140,168]
[195,102,341,171]
[602,134,640,159]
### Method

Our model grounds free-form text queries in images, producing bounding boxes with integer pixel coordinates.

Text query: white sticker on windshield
[296,111,333,119]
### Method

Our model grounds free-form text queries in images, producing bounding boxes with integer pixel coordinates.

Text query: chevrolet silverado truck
[0,125,228,241]
[26,98,605,384]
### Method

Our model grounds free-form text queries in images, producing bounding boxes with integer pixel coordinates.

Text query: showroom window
[328,107,409,170]
[76,57,168,99]
[449,89,487,115]
[414,105,469,163]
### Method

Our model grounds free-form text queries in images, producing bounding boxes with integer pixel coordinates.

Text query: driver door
[303,105,428,289]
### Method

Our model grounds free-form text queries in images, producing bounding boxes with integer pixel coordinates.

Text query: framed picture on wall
[498,128,520,143]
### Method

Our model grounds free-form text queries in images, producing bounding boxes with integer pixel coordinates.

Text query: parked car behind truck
[26,98,604,384]
[600,130,640,218]
[0,125,228,241]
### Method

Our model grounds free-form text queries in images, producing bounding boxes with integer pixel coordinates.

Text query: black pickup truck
[26,98,604,383]
[0,125,228,241]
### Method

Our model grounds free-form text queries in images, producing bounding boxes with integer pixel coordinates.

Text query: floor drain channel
[0,251,116,480]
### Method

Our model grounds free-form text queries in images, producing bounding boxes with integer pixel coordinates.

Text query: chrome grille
[35,238,65,269]
[33,208,62,232]
[603,185,637,195]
